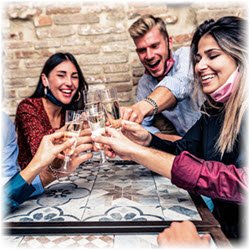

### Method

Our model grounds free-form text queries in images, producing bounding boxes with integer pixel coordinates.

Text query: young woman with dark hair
[15,52,88,170]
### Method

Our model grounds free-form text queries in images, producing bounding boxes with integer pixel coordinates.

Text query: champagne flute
[76,109,92,160]
[85,102,107,164]
[82,89,102,163]
[99,87,121,129]
[76,109,89,131]
[84,89,100,104]
[51,110,82,174]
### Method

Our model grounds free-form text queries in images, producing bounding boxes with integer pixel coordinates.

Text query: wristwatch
[144,97,158,116]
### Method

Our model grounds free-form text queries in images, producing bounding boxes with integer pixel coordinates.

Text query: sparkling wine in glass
[62,123,81,157]
[99,87,121,129]
[53,110,82,174]
[85,102,107,164]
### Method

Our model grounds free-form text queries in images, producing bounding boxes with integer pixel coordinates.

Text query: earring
[44,87,48,97]
[75,91,81,102]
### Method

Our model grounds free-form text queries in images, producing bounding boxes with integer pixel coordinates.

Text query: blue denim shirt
[2,112,44,196]
[136,47,203,136]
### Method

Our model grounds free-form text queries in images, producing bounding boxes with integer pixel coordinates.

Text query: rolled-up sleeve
[157,47,193,101]
[171,151,247,203]
[141,116,160,134]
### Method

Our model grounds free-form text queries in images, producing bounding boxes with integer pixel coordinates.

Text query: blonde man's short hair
[128,14,169,40]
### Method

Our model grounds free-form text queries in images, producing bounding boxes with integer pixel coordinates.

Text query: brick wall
[2,1,247,118]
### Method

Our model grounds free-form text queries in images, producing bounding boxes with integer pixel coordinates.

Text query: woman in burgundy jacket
[15,52,88,170]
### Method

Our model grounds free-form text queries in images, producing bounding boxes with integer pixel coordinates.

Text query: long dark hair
[31,52,88,110]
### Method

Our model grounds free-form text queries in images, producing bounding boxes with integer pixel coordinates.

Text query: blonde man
[121,15,202,141]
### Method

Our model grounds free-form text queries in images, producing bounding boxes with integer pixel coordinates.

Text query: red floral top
[15,98,65,169]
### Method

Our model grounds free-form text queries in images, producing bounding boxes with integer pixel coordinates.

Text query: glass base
[49,158,71,178]
[53,169,71,175]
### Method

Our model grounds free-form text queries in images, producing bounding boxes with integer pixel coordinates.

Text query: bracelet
[144,97,158,116]
[48,165,59,180]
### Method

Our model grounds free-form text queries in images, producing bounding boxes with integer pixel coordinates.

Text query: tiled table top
[3,161,209,248]
[4,162,201,223]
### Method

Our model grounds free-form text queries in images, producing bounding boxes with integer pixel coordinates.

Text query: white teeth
[202,74,215,80]
[61,90,72,94]
[148,62,157,66]
[147,61,159,67]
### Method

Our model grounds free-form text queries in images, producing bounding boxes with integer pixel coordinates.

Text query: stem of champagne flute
[61,155,70,172]
[99,150,107,163]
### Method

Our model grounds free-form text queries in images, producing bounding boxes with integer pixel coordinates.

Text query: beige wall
[2,1,247,119]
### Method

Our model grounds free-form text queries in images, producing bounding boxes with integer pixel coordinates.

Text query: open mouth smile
[60,89,74,97]
[145,60,161,70]
[201,74,216,81]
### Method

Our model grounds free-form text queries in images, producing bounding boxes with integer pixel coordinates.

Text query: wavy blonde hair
[191,16,247,156]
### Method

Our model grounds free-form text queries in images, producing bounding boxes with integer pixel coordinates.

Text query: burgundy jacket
[15,98,65,169]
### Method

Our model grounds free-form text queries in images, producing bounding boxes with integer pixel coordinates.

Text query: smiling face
[42,60,79,104]
[134,26,171,81]
[195,34,237,95]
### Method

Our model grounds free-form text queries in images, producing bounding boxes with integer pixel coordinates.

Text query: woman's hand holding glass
[54,134,93,173]
[50,110,84,174]
[91,127,138,161]
[121,120,152,146]
[69,135,93,167]
[37,130,93,186]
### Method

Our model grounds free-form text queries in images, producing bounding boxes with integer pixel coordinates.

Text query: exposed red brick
[15,50,39,59]
[46,6,81,15]
[173,34,193,44]
[34,15,53,27]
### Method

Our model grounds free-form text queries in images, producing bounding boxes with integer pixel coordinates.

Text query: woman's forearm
[19,160,44,185]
